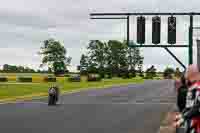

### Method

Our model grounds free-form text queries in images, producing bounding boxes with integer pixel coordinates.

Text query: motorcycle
[48,87,58,105]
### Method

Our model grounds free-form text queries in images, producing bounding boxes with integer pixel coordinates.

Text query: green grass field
[0,73,145,102]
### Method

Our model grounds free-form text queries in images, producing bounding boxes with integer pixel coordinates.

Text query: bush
[0,76,8,82]
[68,75,81,82]
[104,73,112,79]
[129,72,136,78]
[129,69,136,78]
[120,69,131,79]
[87,74,102,81]
[154,77,162,80]
[64,74,70,77]
[117,73,123,78]
[107,73,112,79]
[139,73,144,77]
[99,72,105,79]
[163,67,175,79]
[122,73,130,79]
[144,73,153,79]
[43,76,56,82]
[143,76,149,79]
[17,76,32,82]
[131,72,136,78]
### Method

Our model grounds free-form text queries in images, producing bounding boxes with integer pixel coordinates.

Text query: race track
[0,80,176,133]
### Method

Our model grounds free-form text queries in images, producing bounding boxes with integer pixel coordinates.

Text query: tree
[107,40,128,76]
[83,40,143,78]
[80,54,89,75]
[138,59,144,77]
[2,64,36,73]
[18,66,25,73]
[39,38,71,76]
[53,61,66,75]
[80,54,88,67]
[48,67,52,73]
[163,67,175,79]
[3,64,9,72]
[10,65,17,72]
[87,40,107,78]
[126,41,144,77]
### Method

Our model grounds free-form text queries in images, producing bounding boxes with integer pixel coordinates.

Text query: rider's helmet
[49,84,56,94]
[185,64,200,86]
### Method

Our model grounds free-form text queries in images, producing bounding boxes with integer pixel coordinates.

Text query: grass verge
[0,77,144,102]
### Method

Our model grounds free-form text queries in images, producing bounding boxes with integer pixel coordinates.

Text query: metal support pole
[127,16,130,46]
[189,15,193,65]
[164,47,186,70]
[127,15,132,70]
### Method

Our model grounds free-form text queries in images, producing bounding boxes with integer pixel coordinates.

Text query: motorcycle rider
[48,85,59,105]
[54,85,59,102]
[174,64,200,132]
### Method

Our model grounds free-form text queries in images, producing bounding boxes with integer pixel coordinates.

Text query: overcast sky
[1,0,200,71]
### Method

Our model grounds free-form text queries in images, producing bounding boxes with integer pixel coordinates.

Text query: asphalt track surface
[0,80,176,133]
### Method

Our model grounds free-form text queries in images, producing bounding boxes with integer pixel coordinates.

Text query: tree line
[0,64,57,73]
[0,38,183,79]
[0,38,71,74]
[1,64,37,73]
[79,40,144,78]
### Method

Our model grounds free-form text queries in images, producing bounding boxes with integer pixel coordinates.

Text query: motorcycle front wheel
[48,95,54,105]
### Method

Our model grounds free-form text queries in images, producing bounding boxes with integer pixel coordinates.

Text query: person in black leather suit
[176,74,188,112]
[174,64,200,130]
[48,85,59,105]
